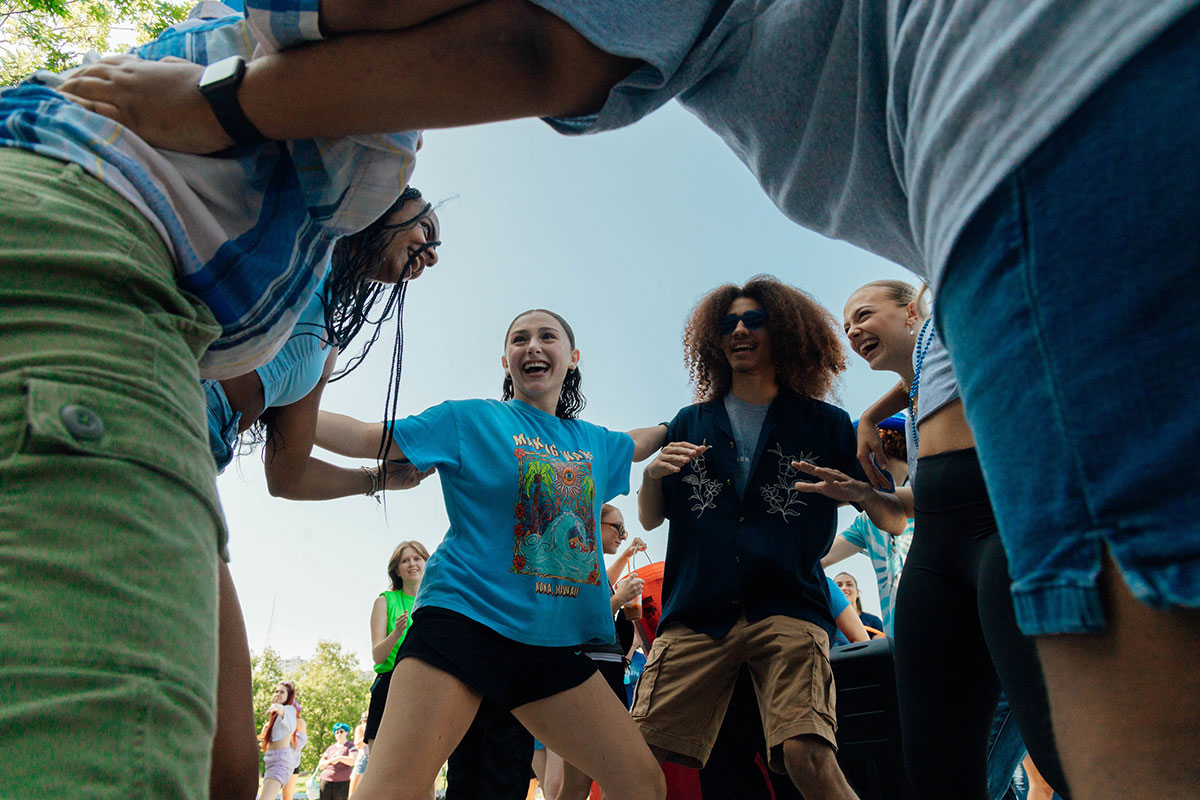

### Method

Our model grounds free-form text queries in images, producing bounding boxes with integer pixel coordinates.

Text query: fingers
[791,460,848,481]
[789,461,849,498]
[647,442,707,478]
[856,430,889,489]
[58,92,123,122]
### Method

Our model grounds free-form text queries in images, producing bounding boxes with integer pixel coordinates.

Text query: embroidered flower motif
[681,439,721,517]
[759,444,815,522]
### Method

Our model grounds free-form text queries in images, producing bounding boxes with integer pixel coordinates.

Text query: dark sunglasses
[720,309,767,335]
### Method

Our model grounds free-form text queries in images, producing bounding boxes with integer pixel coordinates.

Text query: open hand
[791,461,871,504]
[644,442,706,481]
[58,54,236,154]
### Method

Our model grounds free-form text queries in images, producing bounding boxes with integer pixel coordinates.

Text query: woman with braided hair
[208,187,442,799]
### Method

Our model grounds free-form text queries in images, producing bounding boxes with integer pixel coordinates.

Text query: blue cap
[852,413,906,431]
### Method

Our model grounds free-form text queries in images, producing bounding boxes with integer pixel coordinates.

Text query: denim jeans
[938,5,1200,636]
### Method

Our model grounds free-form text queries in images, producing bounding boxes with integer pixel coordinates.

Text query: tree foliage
[251,641,373,776]
[1,0,190,85]
[292,640,373,774]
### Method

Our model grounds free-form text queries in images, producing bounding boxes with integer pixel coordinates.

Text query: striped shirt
[0,0,418,378]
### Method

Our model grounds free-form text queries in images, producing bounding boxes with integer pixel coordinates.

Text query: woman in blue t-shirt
[317,308,668,800]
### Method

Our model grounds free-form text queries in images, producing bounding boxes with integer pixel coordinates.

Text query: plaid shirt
[0,0,418,378]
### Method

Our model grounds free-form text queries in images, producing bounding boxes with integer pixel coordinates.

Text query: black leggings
[893,449,1069,799]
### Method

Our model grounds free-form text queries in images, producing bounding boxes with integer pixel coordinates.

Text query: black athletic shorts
[398,606,598,711]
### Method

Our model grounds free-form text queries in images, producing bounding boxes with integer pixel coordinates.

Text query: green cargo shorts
[0,149,226,799]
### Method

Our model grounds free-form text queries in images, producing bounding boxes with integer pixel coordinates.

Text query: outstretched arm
[628,425,668,462]
[318,0,481,35]
[263,355,423,499]
[59,0,637,154]
[314,410,405,461]
[791,460,910,535]
[820,536,863,569]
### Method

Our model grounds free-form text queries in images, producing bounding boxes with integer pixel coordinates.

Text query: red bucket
[628,560,665,644]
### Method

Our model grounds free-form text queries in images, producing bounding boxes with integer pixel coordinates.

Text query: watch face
[199,55,245,92]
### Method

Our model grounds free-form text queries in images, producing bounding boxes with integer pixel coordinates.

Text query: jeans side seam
[1012,169,1102,528]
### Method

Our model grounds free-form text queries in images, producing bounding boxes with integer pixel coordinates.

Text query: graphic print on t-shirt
[511,445,602,588]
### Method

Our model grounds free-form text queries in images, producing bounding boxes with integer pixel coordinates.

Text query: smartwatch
[197,55,268,147]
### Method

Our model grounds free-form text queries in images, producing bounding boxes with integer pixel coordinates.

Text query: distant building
[281,656,306,676]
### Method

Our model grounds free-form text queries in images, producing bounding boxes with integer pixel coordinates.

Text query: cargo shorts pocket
[19,372,221,524]
[631,639,670,718]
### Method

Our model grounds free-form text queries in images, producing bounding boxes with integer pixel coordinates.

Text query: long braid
[237,187,435,459]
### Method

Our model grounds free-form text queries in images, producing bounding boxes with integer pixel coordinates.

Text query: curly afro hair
[683,275,846,402]
[878,427,907,463]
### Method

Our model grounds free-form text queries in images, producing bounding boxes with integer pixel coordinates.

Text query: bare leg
[513,673,664,800]
[532,748,553,799]
[544,749,565,800]
[351,658,482,800]
[256,777,284,800]
[281,772,298,800]
[781,735,857,800]
[557,757,597,800]
[1036,551,1200,800]
[212,561,259,800]
[1023,755,1055,800]
[348,772,362,796]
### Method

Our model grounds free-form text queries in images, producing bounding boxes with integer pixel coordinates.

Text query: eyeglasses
[602,520,626,537]
[719,309,767,335]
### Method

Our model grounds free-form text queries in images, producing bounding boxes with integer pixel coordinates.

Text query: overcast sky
[219,103,916,671]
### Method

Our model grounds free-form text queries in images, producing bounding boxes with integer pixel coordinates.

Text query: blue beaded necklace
[908,317,934,454]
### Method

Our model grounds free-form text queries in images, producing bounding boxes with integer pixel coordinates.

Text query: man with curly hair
[637,276,896,799]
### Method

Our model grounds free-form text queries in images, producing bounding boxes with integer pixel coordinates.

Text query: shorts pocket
[631,639,670,718]
[21,372,218,509]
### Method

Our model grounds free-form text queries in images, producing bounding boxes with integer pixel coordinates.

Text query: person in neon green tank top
[362,541,434,797]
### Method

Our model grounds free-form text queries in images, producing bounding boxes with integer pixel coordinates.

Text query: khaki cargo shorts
[631,614,836,772]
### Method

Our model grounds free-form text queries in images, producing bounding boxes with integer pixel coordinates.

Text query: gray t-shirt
[724,393,771,498]
[537,0,1196,287]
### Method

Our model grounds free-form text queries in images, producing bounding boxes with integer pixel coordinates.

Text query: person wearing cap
[317,723,358,800]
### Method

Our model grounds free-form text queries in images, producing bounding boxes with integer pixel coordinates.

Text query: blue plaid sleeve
[245,0,324,53]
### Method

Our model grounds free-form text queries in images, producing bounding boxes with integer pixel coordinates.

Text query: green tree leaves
[1,0,190,85]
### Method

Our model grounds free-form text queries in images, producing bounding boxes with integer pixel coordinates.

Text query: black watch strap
[197,55,269,148]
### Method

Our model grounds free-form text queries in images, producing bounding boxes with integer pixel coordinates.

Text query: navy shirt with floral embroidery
[658,390,866,639]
